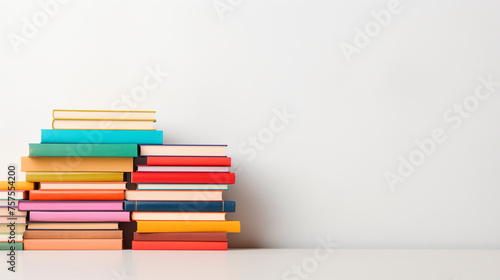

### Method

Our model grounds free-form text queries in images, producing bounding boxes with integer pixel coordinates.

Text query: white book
[0,217,26,224]
[136,184,228,190]
[53,110,155,120]
[40,182,127,190]
[132,212,226,221]
[125,190,223,201]
[139,145,227,156]
[0,191,26,200]
[0,234,23,242]
[136,166,229,172]
[0,207,26,216]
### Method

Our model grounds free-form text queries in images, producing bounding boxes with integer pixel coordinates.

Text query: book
[136,184,228,190]
[135,156,231,166]
[136,221,240,233]
[0,217,26,223]
[0,201,19,207]
[136,166,229,172]
[0,191,27,200]
[52,109,156,120]
[0,224,26,233]
[0,207,26,216]
[29,190,125,200]
[26,172,124,182]
[27,223,118,230]
[139,145,227,156]
[53,119,155,130]
[24,239,123,250]
[131,212,226,221]
[29,143,138,157]
[124,201,235,212]
[24,230,122,239]
[132,241,227,250]
[0,181,35,190]
[133,232,227,241]
[0,233,23,242]
[21,157,134,172]
[39,182,126,190]
[125,190,223,201]
[29,211,130,222]
[19,201,123,211]
[41,129,163,144]
[0,242,23,250]
[131,172,235,184]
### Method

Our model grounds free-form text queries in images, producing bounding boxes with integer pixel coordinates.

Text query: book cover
[29,143,138,157]
[29,211,131,222]
[139,145,227,156]
[133,232,227,241]
[41,129,163,144]
[125,190,223,201]
[29,190,125,200]
[131,172,235,184]
[21,157,134,172]
[19,201,124,211]
[26,172,124,182]
[124,201,235,212]
[24,239,123,250]
[136,221,241,233]
[135,156,231,166]
[132,241,227,250]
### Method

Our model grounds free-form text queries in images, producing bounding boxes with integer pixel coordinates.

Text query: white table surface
[1,249,499,280]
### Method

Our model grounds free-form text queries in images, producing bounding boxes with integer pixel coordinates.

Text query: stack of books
[126,144,240,250]
[20,110,163,250]
[0,182,34,250]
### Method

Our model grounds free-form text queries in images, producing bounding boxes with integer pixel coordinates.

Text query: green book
[0,242,23,250]
[29,143,138,157]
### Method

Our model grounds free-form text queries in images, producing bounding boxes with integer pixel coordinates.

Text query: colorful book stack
[0,182,34,250]
[20,110,162,250]
[126,144,240,250]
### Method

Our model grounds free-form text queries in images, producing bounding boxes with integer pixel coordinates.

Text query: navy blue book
[41,129,163,144]
[124,201,235,212]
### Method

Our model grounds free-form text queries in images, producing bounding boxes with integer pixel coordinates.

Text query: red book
[136,157,231,166]
[133,232,227,241]
[131,172,235,184]
[29,190,125,200]
[132,241,227,250]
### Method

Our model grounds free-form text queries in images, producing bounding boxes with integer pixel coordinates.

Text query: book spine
[124,201,235,212]
[18,201,124,211]
[139,157,232,166]
[29,211,131,222]
[26,172,124,182]
[29,190,125,200]
[136,221,241,233]
[29,144,138,157]
[132,241,227,250]
[41,130,163,144]
[131,172,235,184]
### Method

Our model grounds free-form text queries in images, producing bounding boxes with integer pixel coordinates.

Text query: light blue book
[41,129,163,144]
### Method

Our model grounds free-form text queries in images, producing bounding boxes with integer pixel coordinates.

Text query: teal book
[0,242,23,250]
[41,129,163,144]
[29,143,138,157]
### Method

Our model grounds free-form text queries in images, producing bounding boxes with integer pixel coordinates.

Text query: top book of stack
[52,110,156,130]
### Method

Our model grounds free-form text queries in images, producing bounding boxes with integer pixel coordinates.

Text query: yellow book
[0,181,35,190]
[136,221,241,233]
[26,172,124,182]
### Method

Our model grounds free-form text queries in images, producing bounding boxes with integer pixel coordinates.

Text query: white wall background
[1,0,500,249]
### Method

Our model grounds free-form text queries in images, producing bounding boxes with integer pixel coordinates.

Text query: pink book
[18,201,123,211]
[29,211,130,222]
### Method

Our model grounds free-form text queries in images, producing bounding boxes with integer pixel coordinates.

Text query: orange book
[29,190,125,200]
[24,239,123,250]
[21,157,133,172]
